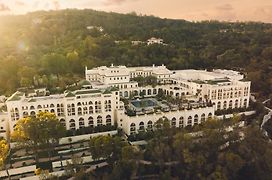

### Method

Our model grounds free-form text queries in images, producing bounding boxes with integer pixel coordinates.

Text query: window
[243,99,248,107]
[97,116,102,126]
[78,107,82,115]
[217,101,221,110]
[171,117,176,127]
[79,118,85,128]
[139,122,145,132]
[179,117,184,128]
[235,99,239,108]
[106,115,111,126]
[201,114,205,123]
[229,100,233,109]
[88,116,94,127]
[60,119,66,128]
[147,121,153,130]
[69,119,76,130]
[194,115,198,125]
[95,101,102,113]
[223,101,227,110]
[89,106,93,114]
[130,123,136,134]
[83,107,88,114]
[187,116,192,126]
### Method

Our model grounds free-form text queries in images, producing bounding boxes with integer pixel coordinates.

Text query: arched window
[78,107,82,115]
[50,104,54,108]
[139,122,145,132]
[194,115,199,125]
[79,118,85,128]
[148,89,152,95]
[229,100,233,109]
[179,117,184,128]
[208,113,212,119]
[106,115,111,126]
[95,101,102,113]
[153,89,157,95]
[30,111,36,117]
[187,116,192,126]
[134,90,138,96]
[223,101,227,110]
[201,113,205,123]
[30,106,35,110]
[23,111,28,118]
[37,105,42,109]
[60,119,66,128]
[77,102,81,106]
[69,119,76,130]
[89,106,93,114]
[235,99,239,108]
[217,101,221,110]
[243,99,248,107]
[124,91,128,97]
[147,121,153,130]
[88,116,94,127]
[83,107,88,114]
[89,101,93,105]
[97,116,102,126]
[171,117,176,127]
[50,109,55,113]
[130,123,136,134]
[142,90,146,96]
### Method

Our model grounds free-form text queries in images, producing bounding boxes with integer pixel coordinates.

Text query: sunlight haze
[1,0,272,22]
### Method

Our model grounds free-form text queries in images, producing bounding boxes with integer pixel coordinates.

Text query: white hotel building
[2,64,250,137]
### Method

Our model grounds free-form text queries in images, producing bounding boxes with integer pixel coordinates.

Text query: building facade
[5,87,122,133]
[2,65,251,137]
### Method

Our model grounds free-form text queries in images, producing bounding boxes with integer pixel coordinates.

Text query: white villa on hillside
[1,64,251,138]
[147,37,164,45]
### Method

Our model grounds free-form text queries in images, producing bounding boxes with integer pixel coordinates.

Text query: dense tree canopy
[11,111,66,163]
[0,9,272,97]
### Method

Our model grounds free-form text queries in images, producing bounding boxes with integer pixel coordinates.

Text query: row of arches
[217,99,248,110]
[121,88,158,98]
[68,115,112,130]
[130,113,213,134]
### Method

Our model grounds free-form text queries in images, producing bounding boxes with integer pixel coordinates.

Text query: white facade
[6,88,123,133]
[86,65,250,111]
[3,65,251,138]
[118,106,214,135]
[0,112,8,139]
[147,37,164,45]
[85,64,172,87]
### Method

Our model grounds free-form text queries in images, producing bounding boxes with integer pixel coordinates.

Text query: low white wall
[0,165,36,178]
[216,110,256,120]
[130,140,148,145]
[52,156,94,168]
[10,130,118,148]
[59,130,118,145]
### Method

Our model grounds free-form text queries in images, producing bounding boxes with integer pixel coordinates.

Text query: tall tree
[0,139,11,180]
[11,112,66,164]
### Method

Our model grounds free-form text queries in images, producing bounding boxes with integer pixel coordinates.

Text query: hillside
[0,9,271,97]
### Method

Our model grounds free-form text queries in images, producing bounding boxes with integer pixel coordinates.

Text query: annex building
[2,65,251,138]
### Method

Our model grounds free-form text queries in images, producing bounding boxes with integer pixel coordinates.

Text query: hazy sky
[1,0,272,22]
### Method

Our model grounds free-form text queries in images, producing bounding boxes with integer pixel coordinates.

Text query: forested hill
[0,9,272,97]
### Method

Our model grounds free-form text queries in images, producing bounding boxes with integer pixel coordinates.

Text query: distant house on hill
[86,26,104,32]
[147,37,164,45]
